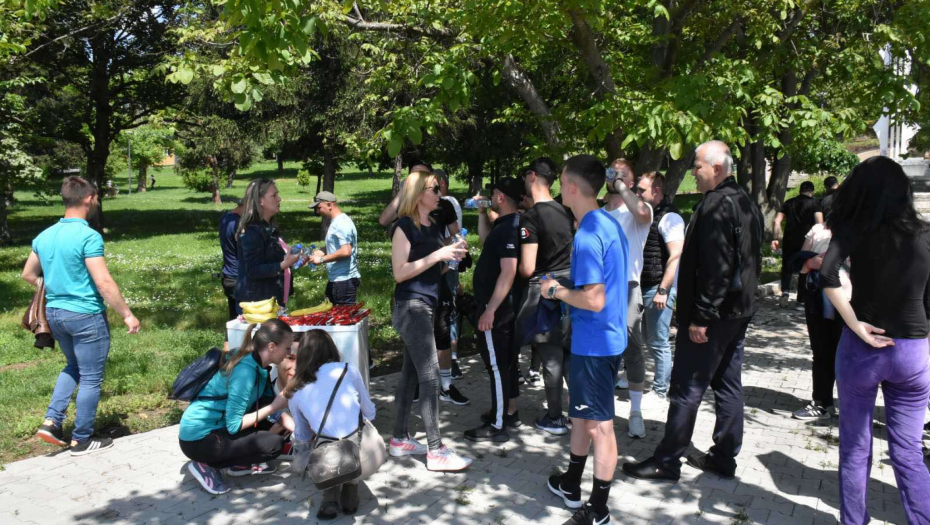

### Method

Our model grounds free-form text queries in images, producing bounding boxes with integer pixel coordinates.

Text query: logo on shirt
[506,243,515,250]
[520,228,529,240]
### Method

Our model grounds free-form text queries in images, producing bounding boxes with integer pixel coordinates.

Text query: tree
[113,125,176,192]
[177,114,260,204]
[0,85,44,244]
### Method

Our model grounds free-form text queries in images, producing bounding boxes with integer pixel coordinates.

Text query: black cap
[490,177,525,204]
[527,157,559,183]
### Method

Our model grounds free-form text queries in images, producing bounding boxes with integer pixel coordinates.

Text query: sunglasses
[425,185,441,195]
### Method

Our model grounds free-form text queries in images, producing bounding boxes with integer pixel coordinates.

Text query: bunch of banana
[290,299,333,317]
[240,297,279,324]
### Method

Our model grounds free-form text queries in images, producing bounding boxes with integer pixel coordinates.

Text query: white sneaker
[389,436,428,457]
[628,411,646,439]
[615,371,629,390]
[426,446,473,472]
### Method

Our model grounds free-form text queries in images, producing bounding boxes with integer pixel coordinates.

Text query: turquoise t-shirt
[32,218,106,314]
[325,213,361,282]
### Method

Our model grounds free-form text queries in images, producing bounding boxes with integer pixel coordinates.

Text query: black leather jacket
[677,177,763,328]
[234,222,286,305]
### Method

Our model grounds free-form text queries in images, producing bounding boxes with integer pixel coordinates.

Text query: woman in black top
[234,179,300,306]
[820,157,930,525]
[388,167,472,472]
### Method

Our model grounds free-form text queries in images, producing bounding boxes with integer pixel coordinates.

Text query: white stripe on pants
[484,330,505,429]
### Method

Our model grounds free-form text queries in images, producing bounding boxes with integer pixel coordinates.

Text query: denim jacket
[234,222,285,305]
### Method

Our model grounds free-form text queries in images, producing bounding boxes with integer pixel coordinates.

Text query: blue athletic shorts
[568,353,623,421]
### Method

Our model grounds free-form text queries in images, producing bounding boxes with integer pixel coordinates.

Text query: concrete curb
[756,280,782,298]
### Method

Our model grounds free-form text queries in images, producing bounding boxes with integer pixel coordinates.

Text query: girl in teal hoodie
[179,319,294,494]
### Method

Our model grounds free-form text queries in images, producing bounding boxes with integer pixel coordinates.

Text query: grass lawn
[0,160,750,464]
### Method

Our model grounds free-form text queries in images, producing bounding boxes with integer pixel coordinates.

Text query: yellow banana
[243,312,278,324]
[240,298,277,314]
[290,299,333,316]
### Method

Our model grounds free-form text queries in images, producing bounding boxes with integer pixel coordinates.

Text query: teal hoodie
[178,352,274,441]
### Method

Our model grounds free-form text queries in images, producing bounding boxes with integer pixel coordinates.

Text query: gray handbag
[306,364,363,489]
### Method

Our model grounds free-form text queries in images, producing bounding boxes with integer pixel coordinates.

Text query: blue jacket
[234,222,286,305]
[178,352,274,441]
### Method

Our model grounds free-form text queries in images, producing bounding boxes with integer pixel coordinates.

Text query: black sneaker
[464,423,510,442]
[535,414,569,436]
[563,503,610,524]
[37,419,66,446]
[439,384,470,405]
[686,452,736,479]
[70,437,114,456]
[451,359,464,379]
[547,472,582,509]
[481,410,523,429]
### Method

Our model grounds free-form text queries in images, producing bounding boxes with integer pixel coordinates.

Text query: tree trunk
[367,165,374,178]
[211,166,222,204]
[467,157,484,196]
[136,163,147,192]
[500,54,562,153]
[763,69,798,230]
[0,190,10,246]
[664,149,695,200]
[736,141,751,190]
[751,137,767,204]
[315,173,322,195]
[277,154,284,176]
[391,153,403,197]
[322,147,336,192]
[635,143,666,174]
[225,168,236,189]
[86,35,115,233]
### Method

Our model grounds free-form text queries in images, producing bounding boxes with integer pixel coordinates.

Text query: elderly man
[623,141,763,482]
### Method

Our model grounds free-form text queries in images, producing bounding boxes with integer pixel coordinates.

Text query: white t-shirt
[657,211,685,288]
[605,202,653,283]
[288,362,376,440]
[442,195,463,236]
[804,223,832,254]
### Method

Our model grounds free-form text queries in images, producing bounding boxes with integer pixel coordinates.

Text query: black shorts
[325,278,360,305]
[434,279,454,350]
[568,353,623,421]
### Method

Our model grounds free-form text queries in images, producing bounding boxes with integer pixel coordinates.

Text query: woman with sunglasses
[388,167,472,471]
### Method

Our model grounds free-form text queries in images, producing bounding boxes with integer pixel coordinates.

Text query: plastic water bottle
[291,244,318,270]
[464,197,476,209]
[447,229,468,271]
[290,244,304,270]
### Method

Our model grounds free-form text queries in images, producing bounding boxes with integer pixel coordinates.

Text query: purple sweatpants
[836,327,930,525]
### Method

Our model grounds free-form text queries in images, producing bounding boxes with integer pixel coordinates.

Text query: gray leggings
[392,299,443,451]
[622,282,646,384]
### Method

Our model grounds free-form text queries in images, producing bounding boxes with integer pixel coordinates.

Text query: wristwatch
[547,283,559,300]
[657,287,669,296]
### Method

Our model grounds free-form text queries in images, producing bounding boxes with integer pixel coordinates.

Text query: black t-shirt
[391,217,446,307]
[473,213,520,313]
[820,193,836,219]
[821,227,930,339]
[781,195,821,250]
[519,201,574,276]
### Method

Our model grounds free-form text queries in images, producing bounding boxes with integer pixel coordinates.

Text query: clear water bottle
[291,244,318,270]
[290,244,304,270]
[477,198,491,209]
[464,197,477,209]
[447,229,468,271]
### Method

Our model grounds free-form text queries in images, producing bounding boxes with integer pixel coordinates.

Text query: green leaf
[176,67,195,85]
[669,142,683,160]
[231,78,248,93]
[251,88,263,102]
[302,16,317,35]
[433,64,442,76]
[409,126,423,145]
[442,77,455,90]
[387,137,403,158]
[252,72,274,85]
[234,96,252,111]
[342,0,355,15]
[780,9,787,20]
[492,70,501,86]
[212,65,226,77]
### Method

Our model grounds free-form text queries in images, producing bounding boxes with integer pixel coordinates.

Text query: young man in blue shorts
[542,155,629,525]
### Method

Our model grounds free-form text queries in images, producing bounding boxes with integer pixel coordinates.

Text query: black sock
[563,453,587,489]
[588,477,612,516]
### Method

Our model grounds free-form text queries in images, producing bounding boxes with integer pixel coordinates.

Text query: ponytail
[223,319,293,376]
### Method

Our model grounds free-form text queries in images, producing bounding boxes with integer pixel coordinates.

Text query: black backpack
[170,347,227,402]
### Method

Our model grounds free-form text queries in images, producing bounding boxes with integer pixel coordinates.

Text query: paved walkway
[0,297,920,524]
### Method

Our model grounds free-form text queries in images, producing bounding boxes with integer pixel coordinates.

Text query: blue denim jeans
[45,308,111,443]
[641,284,677,397]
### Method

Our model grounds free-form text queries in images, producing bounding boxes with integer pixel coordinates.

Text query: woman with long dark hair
[179,319,294,495]
[821,156,930,524]
[286,330,380,520]
[235,178,300,306]
[389,167,472,471]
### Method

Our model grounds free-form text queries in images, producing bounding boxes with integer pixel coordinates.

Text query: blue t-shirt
[32,218,106,314]
[569,209,630,357]
[325,213,360,282]
[219,211,240,278]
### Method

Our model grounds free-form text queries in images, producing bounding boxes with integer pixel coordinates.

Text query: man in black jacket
[623,140,763,483]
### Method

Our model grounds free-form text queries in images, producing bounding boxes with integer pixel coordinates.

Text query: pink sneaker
[389,436,428,457]
[426,446,473,472]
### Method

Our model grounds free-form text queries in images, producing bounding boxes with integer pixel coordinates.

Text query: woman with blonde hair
[179,319,294,495]
[234,178,300,306]
[388,168,472,471]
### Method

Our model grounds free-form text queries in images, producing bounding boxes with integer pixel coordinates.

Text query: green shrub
[296,168,314,188]
[180,168,216,193]
[793,140,859,177]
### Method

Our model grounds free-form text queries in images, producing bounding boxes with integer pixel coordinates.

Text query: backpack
[170,347,227,402]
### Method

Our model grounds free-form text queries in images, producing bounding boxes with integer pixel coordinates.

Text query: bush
[296,168,313,188]
[181,168,216,193]
[792,140,859,177]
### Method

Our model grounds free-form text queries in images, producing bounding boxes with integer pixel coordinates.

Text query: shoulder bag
[306,363,363,489]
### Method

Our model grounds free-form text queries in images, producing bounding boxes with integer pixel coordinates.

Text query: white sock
[452,352,458,360]
[440,369,453,390]
[630,390,643,413]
